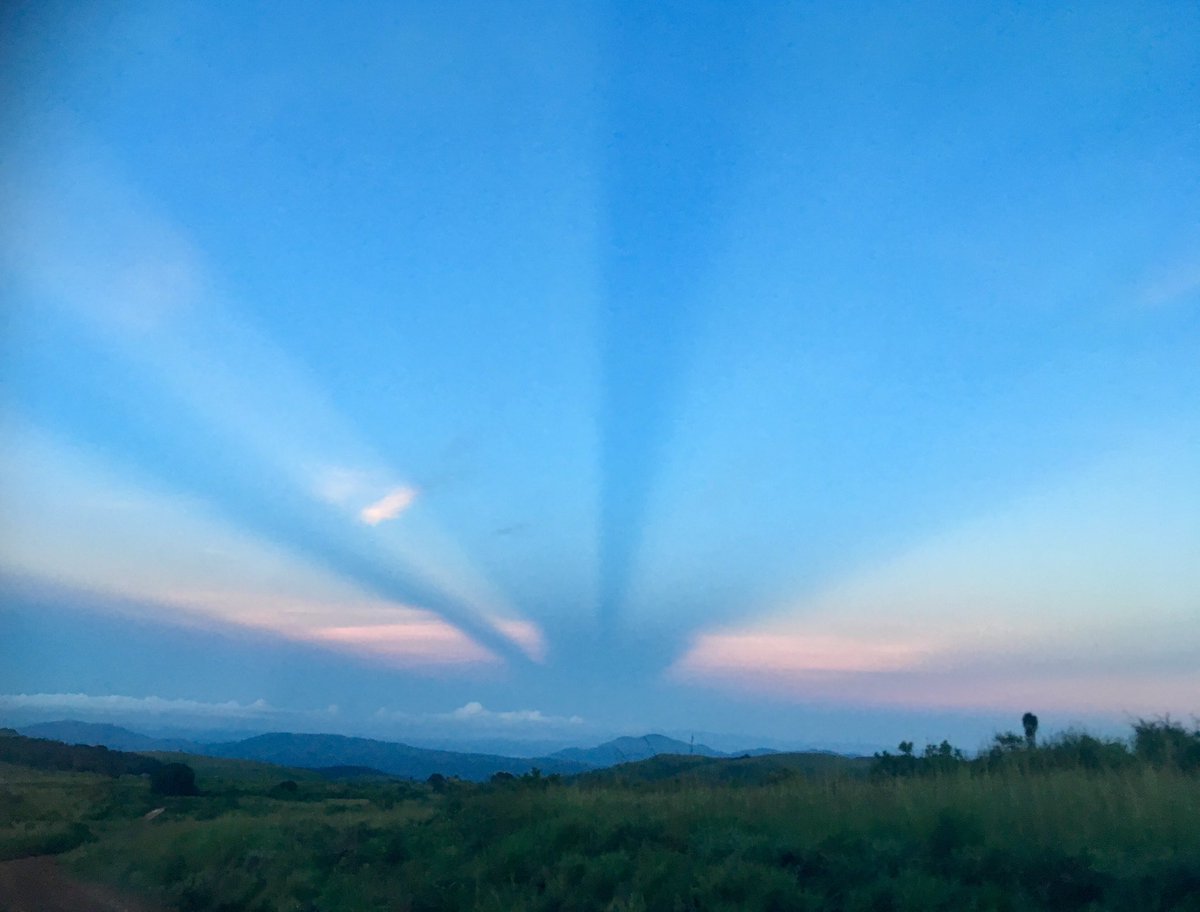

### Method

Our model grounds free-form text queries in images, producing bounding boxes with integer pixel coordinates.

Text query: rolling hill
[18,721,199,754]
[204,732,591,781]
[552,733,724,765]
[14,720,815,783]
[553,733,781,766]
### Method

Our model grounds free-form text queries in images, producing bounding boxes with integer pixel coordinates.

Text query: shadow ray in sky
[596,2,751,637]
[2,121,547,667]
[4,320,530,667]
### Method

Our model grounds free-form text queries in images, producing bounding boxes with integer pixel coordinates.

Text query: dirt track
[0,856,170,912]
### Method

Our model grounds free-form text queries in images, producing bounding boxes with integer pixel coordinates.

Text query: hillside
[0,730,161,778]
[552,733,724,765]
[18,721,199,754]
[205,732,591,781]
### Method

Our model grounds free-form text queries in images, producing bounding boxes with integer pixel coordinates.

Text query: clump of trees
[0,731,161,778]
[150,762,199,796]
[0,731,201,795]
[1133,717,1200,771]
[873,715,1200,777]
[486,767,563,790]
[270,779,300,799]
[872,739,966,777]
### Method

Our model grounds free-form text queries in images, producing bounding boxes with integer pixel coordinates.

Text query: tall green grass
[46,763,1200,911]
[6,723,1199,911]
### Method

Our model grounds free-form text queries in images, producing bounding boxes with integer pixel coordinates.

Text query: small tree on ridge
[1022,712,1039,749]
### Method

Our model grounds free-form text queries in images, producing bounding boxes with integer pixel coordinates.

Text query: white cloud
[372,702,585,728]
[359,486,418,525]
[449,701,583,726]
[0,692,276,718]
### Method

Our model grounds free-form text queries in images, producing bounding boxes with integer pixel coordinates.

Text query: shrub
[1133,718,1200,771]
[151,762,199,796]
[270,780,300,799]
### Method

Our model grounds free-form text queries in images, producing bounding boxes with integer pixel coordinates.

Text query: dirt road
[0,856,170,912]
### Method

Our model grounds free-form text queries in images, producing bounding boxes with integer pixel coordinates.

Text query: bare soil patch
[0,856,171,912]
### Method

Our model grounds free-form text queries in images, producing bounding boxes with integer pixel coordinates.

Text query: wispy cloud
[0,692,277,718]
[669,436,1200,714]
[672,632,931,677]
[359,486,419,526]
[669,655,1200,716]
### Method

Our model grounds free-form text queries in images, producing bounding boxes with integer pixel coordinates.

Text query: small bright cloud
[359,486,419,525]
[449,701,583,725]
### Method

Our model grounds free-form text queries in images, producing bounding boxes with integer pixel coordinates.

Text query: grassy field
[3,728,1199,911]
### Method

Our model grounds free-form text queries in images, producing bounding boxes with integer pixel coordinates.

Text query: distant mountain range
[16,720,793,782]
[551,733,771,765]
[204,732,591,780]
[20,720,199,753]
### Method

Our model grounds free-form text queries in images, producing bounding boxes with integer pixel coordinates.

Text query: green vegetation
[872,717,1200,778]
[0,727,161,777]
[1,720,1198,910]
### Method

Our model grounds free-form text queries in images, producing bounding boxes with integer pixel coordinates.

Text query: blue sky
[2,1,1198,750]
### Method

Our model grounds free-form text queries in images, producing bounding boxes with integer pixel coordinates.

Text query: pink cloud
[669,630,1198,716]
[672,631,930,677]
[359,486,418,525]
[489,617,547,662]
[311,622,497,666]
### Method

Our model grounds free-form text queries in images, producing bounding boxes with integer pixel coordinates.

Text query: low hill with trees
[204,731,592,780]
[0,729,161,779]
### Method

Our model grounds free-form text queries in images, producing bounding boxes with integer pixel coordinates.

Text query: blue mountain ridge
[15,720,783,782]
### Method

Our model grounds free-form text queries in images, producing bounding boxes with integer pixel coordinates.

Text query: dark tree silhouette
[150,762,198,796]
[1022,712,1039,748]
[0,732,160,778]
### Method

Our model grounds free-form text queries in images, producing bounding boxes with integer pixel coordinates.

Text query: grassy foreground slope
[3,724,1199,911]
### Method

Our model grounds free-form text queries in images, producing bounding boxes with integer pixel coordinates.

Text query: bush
[270,780,300,799]
[1134,718,1200,771]
[0,822,94,860]
[151,762,199,796]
